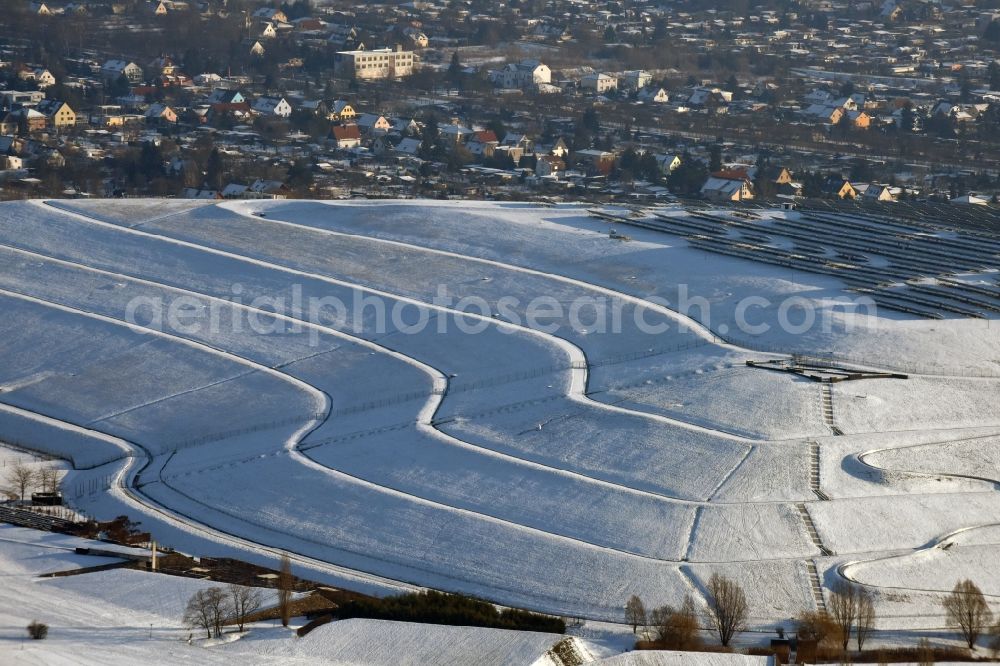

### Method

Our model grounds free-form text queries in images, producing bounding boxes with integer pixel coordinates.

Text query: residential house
[207,89,245,105]
[687,87,732,111]
[536,155,566,178]
[440,124,474,145]
[804,104,845,125]
[331,124,362,149]
[251,96,292,117]
[249,178,289,199]
[701,171,754,201]
[467,130,499,158]
[821,177,857,199]
[145,103,178,124]
[2,91,46,109]
[493,60,551,89]
[18,67,56,88]
[656,154,682,173]
[330,100,356,121]
[221,183,250,198]
[0,115,17,135]
[846,110,871,129]
[582,73,618,94]
[251,7,287,22]
[638,87,669,103]
[502,133,533,153]
[37,100,76,128]
[576,149,615,175]
[250,41,266,57]
[403,28,429,48]
[101,60,144,83]
[208,102,253,123]
[394,137,421,156]
[16,108,48,132]
[863,184,897,201]
[356,113,392,135]
[535,137,568,158]
[371,135,399,156]
[621,70,653,91]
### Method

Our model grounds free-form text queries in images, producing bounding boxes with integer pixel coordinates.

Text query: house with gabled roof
[331,124,362,149]
[701,170,754,201]
[102,60,144,83]
[251,96,292,117]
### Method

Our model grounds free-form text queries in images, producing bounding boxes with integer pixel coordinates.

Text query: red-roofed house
[331,124,362,149]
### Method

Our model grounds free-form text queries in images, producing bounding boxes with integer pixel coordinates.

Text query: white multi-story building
[622,70,652,91]
[581,73,618,94]
[335,46,415,80]
[493,59,551,89]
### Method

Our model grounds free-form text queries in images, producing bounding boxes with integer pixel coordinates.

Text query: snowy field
[0,198,998,640]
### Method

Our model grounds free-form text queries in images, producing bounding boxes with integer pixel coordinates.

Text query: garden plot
[831,376,1000,434]
[684,559,817,623]
[305,424,694,560]
[686,503,817,562]
[808,492,1000,555]
[163,454,692,621]
[596,363,827,440]
[845,524,1000,598]
[862,433,1000,483]
[442,397,750,501]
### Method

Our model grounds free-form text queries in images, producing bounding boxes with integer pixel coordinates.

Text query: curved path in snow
[1,199,995,623]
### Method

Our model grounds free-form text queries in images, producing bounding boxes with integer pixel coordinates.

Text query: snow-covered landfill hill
[0,198,997,631]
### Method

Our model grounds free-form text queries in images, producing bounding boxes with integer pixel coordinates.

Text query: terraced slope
[0,199,997,629]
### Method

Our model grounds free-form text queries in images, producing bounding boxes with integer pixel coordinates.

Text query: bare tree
[917,637,934,666]
[228,583,263,633]
[705,573,748,647]
[38,466,61,494]
[183,587,229,639]
[943,579,993,650]
[184,589,215,639]
[6,461,35,501]
[278,552,293,627]
[625,594,646,635]
[829,580,860,652]
[650,595,701,650]
[796,609,837,646]
[856,587,877,652]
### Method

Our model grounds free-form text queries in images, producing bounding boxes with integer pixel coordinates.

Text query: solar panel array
[595,204,1000,320]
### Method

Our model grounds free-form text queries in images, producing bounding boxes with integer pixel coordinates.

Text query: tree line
[625,575,1000,660]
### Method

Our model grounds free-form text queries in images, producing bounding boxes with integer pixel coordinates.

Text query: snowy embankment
[0,198,996,630]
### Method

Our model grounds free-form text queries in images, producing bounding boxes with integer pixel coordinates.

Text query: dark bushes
[27,621,48,640]
[334,590,565,633]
